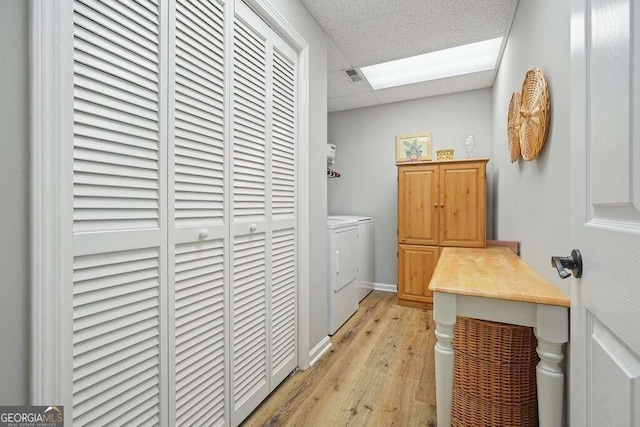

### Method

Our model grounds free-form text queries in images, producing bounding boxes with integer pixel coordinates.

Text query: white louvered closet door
[71,0,168,425]
[168,0,229,425]
[230,2,271,423]
[66,0,297,425]
[269,37,298,388]
[230,1,299,423]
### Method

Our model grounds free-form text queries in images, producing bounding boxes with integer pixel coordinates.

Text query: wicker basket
[452,317,539,427]
[507,92,522,163]
[452,388,538,427]
[519,68,550,161]
[436,149,454,160]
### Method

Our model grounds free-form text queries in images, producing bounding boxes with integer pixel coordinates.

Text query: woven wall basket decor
[519,68,550,161]
[507,92,521,162]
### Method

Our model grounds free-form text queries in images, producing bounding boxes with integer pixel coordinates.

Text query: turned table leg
[433,292,456,427]
[536,338,565,427]
[535,305,569,427]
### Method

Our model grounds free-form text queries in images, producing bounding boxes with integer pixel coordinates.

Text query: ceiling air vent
[343,68,363,83]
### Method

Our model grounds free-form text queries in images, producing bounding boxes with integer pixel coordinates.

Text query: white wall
[492,0,571,295]
[328,89,494,286]
[0,0,30,404]
[268,0,329,351]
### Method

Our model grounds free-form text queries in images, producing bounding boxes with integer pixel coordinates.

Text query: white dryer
[326,218,359,335]
[328,215,375,301]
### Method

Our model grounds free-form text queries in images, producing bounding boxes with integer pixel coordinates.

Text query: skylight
[359,37,504,90]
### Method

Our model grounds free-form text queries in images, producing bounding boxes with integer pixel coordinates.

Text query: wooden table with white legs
[428,247,570,427]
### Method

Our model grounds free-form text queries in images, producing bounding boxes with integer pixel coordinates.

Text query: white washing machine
[326,218,359,335]
[328,215,375,302]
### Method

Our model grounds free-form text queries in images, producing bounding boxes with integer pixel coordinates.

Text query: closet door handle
[249,223,257,233]
[198,229,210,240]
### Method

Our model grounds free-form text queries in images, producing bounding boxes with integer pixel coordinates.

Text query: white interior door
[571,0,640,425]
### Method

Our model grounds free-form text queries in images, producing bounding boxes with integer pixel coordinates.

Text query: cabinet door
[397,244,439,306]
[398,165,439,245]
[439,162,486,247]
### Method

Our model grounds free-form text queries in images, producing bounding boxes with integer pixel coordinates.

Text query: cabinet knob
[249,223,257,233]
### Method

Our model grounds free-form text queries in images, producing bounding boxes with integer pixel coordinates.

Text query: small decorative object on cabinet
[396,158,489,308]
[395,132,433,163]
[436,149,455,160]
[519,68,550,161]
[463,134,477,158]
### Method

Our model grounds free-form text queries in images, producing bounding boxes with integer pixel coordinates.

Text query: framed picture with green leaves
[395,132,432,163]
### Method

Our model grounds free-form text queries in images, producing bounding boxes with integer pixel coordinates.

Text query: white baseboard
[373,282,397,293]
[308,336,332,366]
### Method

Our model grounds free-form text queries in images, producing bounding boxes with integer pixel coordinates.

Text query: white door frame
[29,0,312,406]
[29,0,74,405]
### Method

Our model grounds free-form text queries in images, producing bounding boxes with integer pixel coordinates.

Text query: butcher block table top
[428,247,570,307]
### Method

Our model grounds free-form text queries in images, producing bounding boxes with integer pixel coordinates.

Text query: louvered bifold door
[269,37,298,388]
[168,0,229,425]
[71,0,168,425]
[230,2,271,424]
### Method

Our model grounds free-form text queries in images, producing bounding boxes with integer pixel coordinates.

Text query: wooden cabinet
[398,165,439,245]
[397,159,488,308]
[439,162,487,247]
[398,245,439,307]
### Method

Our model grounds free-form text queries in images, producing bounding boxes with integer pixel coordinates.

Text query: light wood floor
[243,291,437,427]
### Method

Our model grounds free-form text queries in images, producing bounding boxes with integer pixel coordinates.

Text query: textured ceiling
[300,0,519,112]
